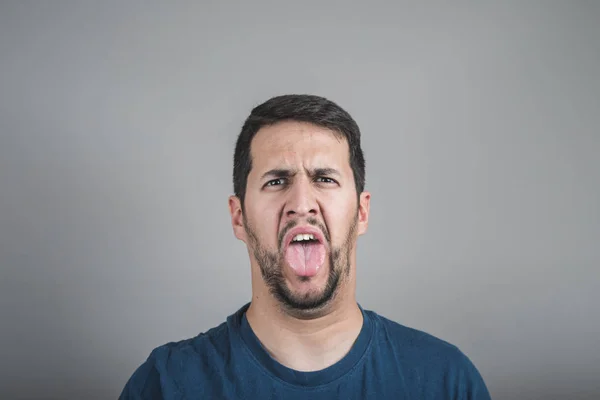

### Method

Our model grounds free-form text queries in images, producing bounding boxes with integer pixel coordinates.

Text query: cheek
[322,197,357,243]
[247,204,281,245]
[263,211,280,236]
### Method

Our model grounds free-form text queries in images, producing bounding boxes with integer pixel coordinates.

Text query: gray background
[1,1,598,399]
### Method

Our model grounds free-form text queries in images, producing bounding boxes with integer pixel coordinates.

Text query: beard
[244,214,358,315]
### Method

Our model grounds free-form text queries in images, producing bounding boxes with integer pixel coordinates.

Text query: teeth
[292,233,315,242]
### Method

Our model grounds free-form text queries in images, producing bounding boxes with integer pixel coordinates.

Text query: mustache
[278,217,330,249]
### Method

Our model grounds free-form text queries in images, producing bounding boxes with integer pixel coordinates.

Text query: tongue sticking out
[285,242,326,277]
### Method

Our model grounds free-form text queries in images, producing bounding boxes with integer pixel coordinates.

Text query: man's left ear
[357,191,371,236]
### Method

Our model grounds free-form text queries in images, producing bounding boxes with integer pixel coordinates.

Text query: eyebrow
[260,167,341,181]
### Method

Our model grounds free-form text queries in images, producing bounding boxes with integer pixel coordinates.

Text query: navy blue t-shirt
[120,303,490,399]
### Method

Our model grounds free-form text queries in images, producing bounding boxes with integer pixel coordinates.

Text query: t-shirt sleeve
[456,352,491,400]
[118,357,164,400]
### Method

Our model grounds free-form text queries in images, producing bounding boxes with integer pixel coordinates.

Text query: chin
[275,268,341,314]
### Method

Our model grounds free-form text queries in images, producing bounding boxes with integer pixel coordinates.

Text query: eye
[315,177,337,184]
[264,178,287,188]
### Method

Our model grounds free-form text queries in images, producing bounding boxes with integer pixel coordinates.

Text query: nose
[284,175,319,219]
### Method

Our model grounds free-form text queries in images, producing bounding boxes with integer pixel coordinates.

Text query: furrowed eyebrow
[311,168,340,178]
[260,169,296,181]
[260,167,341,181]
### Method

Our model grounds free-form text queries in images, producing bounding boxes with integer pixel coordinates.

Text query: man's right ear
[228,195,247,243]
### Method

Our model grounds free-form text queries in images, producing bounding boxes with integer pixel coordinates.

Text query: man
[120,94,491,399]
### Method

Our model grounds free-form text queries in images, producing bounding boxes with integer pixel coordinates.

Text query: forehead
[250,121,349,169]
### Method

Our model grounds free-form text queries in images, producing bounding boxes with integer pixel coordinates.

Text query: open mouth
[290,233,320,244]
[284,229,326,277]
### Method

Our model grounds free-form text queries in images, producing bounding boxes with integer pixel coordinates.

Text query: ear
[228,195,247,243]
[357,191,371,236]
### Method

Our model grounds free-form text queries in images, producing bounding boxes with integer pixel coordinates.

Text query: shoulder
[152,321,232,367]
[119,321,232,399]
[368,310,464,360]
[366,310,491,398]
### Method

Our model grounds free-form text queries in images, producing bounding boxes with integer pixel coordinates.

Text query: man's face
[229,121,370,314]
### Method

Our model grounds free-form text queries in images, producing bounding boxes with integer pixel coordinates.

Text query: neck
[246,287,363,372]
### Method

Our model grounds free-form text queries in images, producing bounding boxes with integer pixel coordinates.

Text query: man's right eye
[265,178,286,187]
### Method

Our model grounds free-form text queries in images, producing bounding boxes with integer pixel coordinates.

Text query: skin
[228,121,371,371]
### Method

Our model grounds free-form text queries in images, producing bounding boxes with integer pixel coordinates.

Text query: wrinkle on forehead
[251,121,347,172]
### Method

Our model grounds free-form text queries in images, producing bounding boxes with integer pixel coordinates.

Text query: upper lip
[283,225,326,249]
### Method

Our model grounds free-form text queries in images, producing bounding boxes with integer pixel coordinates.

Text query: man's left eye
[316,177,335,184]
